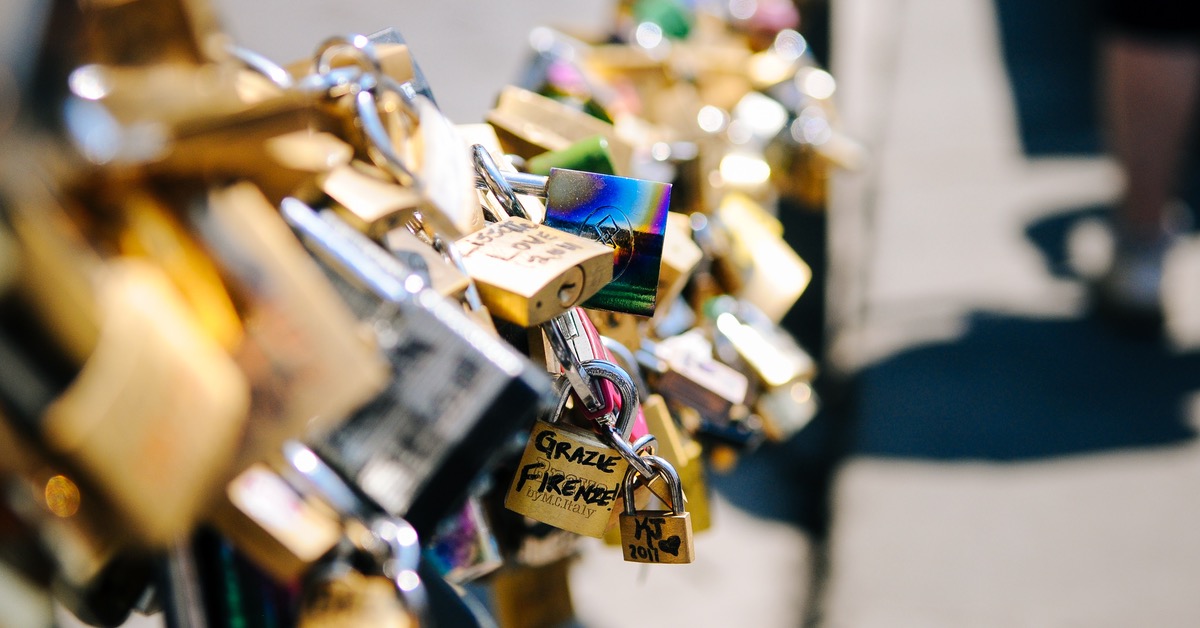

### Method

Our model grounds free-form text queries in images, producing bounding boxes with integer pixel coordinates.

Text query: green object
[634,0,693,40]
[526,136,617,176]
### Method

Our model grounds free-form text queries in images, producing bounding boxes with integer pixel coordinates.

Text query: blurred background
[4,0,1200,626]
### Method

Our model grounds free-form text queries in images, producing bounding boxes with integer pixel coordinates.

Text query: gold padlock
[656,211,703,314]
[486,86,633,175]
[298,559,418,628]
[383,226,471,299]
[211,463,343,583]
[490,558,576,628]
[40,259,250,547]
[584,308,643,354]
[504,362,638,538]
[618,455,694,564]
[316,163,424,239]
[716,192,811,323]
[456,148,613,327]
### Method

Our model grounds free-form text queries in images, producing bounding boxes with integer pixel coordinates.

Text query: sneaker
[1092,201,1192,335]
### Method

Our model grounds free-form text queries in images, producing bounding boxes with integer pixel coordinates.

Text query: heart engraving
[659,535,681,556]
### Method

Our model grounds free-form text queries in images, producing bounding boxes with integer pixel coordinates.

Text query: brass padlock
[211,463,343,583]
[456,147,613,327]
[504,361,638,538]
[716,192,811,322]
[618,455,694,564]
[486,86,633,175]
[472,166,672,316]
[656,211,703,315]
[316,163,424,239]
[642,393,711,533]
[298,517,426,628]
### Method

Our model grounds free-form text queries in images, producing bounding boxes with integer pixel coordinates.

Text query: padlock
[455,148,614,327]
[709,296,816,389]
[384,225,471,299]
[114,189,243,350]
[641,330,748,423]
[315,163,424,239]
[504,361,639,538]
[282,199,553,538]
[299,565,416,628]
[474,166,671,316]
[209,463,343,583]
[62,63,315,200]
[619,455,694,564]
[76,0,226,66]
[655,211,703,316]
[426,496,503,585]
[196,184,390,472]
[708,296,818,440]
[38,258,249,547]
[525,135,618,176]
[585,308,643,354]
[489,558,576,628]
[297,517,426,628]
[716,192,811,322]
[486,86,634,175]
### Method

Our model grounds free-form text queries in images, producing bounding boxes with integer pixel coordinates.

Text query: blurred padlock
[283,198,553,537]
[196,183,390,471]
[641,330,748,424]
[487,86,633,175]
[716,192,810,322]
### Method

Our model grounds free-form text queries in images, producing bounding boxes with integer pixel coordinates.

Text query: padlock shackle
[472,170,547,199]
[281,198,423,303]
[471,145,531,220]
[546,359,638,440]
[282,440,377,523]
[622,455,685,516]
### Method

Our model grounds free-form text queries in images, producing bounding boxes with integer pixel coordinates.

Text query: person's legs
[1098,34,1200,318]
[1103,36,1200,245]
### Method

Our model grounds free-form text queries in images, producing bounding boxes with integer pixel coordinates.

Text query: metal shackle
[471,144,530,221]
[621,455,685,517]
[546,359,638,440]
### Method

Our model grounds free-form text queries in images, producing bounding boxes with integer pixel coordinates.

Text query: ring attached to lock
[548,359,637,440]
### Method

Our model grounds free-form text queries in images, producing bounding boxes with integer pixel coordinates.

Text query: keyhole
[556,266,585,307]
[558,282,578,306]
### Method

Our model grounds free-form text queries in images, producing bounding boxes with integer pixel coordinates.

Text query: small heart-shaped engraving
[659,536,681,556]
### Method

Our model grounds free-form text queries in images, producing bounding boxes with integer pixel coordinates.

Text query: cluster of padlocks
[0,0,853,625]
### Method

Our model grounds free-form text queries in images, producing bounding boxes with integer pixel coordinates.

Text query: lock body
[298,568,417,628]
[455,217,613,327]
[504,420,628,538]
[618,509,695,564]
